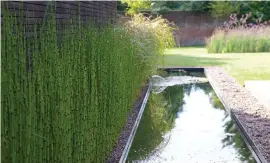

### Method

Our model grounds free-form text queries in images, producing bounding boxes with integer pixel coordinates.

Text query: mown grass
[1,4,175,162]
[162,47,270,85]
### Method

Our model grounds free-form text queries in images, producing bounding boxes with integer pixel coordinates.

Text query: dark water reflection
[127,72,255,163]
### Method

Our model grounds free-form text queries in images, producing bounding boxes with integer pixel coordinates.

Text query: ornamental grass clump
[1,3,175,163]
[123,14,176,69]
[207,13,270,53]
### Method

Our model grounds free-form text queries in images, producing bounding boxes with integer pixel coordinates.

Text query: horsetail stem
[2,2,174,162]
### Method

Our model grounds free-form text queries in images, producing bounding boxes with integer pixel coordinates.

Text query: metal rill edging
[163,67,204,72]
[204,69,267,163]
[119,85,152,163]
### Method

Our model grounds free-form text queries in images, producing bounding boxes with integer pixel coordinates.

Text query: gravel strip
[106,85,149,163]
[205,67,270,163]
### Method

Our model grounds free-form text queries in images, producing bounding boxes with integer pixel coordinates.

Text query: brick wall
[1,1,117,27]
[162,11,225,46]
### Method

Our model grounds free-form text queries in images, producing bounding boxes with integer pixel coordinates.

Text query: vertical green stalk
[2,3,167,162]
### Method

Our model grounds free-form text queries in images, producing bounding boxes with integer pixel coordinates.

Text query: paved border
[245,81,270,109]
[204,66,270,163]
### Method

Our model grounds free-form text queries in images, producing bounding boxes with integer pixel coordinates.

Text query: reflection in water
[196,84,255,163]
[126,88,182,161]
[222,118,256,163]
[127,72,255,163]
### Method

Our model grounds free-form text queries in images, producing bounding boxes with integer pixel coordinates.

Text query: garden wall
[1,1,117,27]
[161,11,225,46]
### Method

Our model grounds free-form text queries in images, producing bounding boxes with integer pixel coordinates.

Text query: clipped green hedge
[1,5,174,162]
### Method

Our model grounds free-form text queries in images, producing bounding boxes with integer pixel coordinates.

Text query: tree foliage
[210,1,270,21]
[151,1,211,13]
[238,1,270,22]
[121,0,151,15]
[210,1,240,18]
[118,1,270,22]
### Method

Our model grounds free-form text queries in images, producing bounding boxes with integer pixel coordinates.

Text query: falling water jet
[150,75,208,94]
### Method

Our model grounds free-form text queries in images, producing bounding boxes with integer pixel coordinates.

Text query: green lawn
[162,47,270,85]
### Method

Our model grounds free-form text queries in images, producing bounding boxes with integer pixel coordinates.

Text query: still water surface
[127,71,255,163]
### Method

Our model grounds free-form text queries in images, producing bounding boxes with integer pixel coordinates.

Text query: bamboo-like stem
[1,3,173,162]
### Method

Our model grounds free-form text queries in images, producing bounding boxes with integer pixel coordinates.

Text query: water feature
[151,73,208,94]
[126,71,255,163]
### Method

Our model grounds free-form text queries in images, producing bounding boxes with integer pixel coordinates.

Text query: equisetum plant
[1,2,174,162]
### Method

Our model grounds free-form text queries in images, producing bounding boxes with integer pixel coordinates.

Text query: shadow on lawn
[162,54,236,67]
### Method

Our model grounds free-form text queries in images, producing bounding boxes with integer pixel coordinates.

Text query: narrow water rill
[126,71,256,163]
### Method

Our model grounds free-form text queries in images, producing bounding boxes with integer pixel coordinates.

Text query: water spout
[151,75,208,94]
